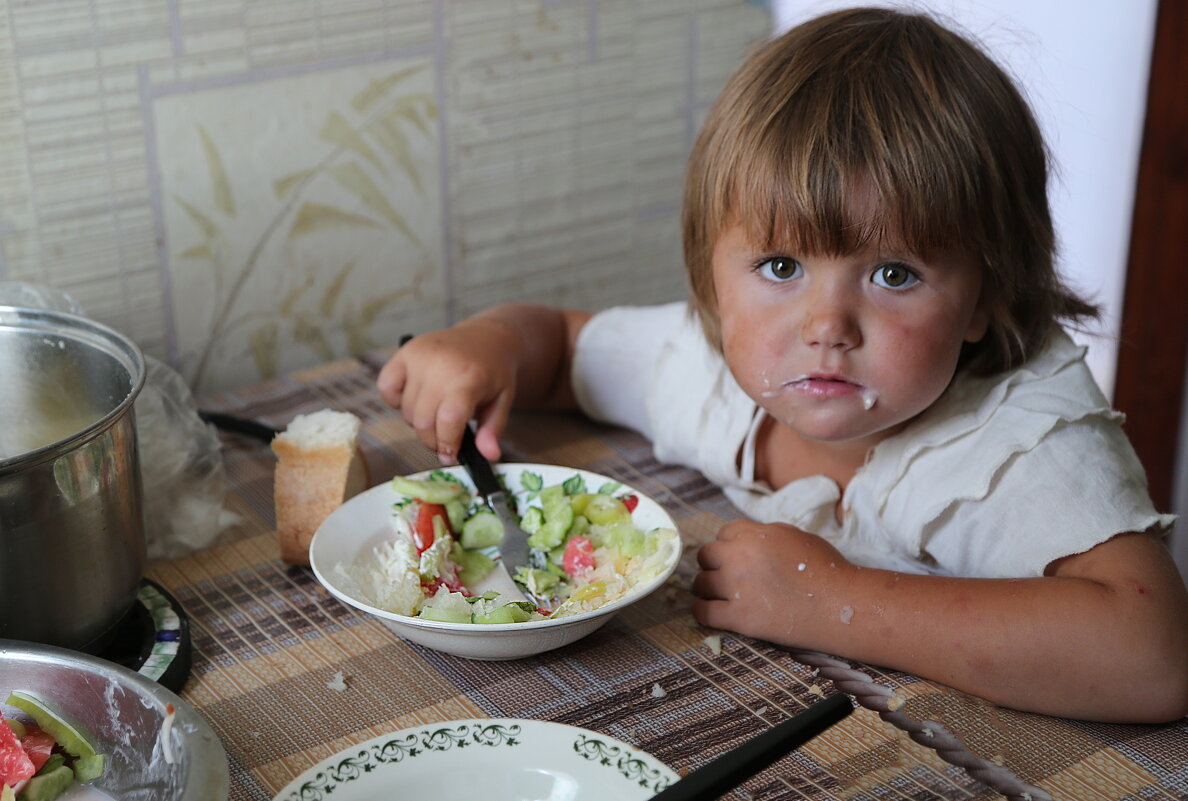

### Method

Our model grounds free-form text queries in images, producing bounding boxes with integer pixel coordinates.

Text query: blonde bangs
[715,50,983,264]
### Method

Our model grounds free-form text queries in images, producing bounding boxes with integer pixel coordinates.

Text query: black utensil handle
[458,423,502,498]
[198,411,279,443]
[650,693,852,801]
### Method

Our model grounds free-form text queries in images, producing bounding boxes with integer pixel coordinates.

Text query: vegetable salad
[1,691,105,801]
[340,469,678,624]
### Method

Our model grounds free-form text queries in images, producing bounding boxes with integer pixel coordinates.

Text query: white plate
[309,464,681,660]
[272,718,678,801]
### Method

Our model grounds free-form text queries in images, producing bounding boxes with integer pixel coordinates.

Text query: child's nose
[802,296,861,350]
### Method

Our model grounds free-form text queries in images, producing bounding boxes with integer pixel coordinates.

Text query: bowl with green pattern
[272,718,678,801]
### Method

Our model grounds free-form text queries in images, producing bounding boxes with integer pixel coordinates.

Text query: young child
[377,7,1188,723]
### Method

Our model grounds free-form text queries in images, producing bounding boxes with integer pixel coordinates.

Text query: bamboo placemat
[156,354,1187,800]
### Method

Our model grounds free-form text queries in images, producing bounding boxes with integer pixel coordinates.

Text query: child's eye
[756,257,802,282]
[871,261,919,290]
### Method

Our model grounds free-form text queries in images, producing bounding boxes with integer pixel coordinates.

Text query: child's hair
[682,6,1098,375]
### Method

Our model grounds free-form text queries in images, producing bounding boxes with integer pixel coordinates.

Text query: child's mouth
[788,374,858,396]
[771,374,878,409]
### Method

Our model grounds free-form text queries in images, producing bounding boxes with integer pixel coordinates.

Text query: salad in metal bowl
[1,690,105,801]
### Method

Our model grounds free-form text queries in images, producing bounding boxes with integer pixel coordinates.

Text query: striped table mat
[153,354,1187,801]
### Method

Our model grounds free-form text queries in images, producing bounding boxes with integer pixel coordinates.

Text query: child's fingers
[473,390,514,461]
[376,354,407,408]
[407,382,448,455]
[697,541,726,570]
[690,568,728,600]
[691,597,737,631]
[434,395,475,462]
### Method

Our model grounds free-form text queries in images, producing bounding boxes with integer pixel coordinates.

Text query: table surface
[158,353,1188,801]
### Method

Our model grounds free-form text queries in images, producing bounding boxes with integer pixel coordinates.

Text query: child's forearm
[460,304,591,408]
[790,537,1188,721]
[695,525,1188,721]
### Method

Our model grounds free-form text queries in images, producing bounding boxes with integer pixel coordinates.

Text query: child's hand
[377,320,518,463]
[691,519,856,649]
[376,305,589,464]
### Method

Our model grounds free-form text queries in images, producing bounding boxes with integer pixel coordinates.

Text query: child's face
[711,222,988,446]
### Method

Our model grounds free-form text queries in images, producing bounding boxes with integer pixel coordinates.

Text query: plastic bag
[0,281,240,560]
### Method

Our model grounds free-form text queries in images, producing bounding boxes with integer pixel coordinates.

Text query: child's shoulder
[935,328,1109,430]
[873,329,1137,527]
[865,328,1172,577]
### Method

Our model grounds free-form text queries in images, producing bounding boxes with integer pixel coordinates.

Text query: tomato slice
[19,728,55,773]
[422,576,468,596]
[562,536,596,578]
[0,716,34,789]
[412,503,450,555]
[621,494,639,512]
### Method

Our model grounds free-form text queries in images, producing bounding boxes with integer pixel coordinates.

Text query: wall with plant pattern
[0,1,770,393]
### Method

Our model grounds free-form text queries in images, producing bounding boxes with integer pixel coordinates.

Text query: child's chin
[780,413,903,447]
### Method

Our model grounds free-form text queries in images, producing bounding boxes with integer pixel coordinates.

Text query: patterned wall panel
[0,1,770,393]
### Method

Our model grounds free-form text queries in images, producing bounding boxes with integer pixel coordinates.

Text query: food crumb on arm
[703,634,722,655]
[651,682,666,699]
[327,670,348,691]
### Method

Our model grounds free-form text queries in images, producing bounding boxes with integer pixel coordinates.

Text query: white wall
[772,0,1158,400]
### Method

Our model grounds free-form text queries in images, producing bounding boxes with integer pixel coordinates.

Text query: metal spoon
[456,422,544,608]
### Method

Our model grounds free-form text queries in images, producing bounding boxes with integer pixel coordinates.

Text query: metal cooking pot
[0,305,147,651]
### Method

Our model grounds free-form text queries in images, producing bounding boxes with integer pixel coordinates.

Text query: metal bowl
[0,306,147,650]
[0,639,229,800]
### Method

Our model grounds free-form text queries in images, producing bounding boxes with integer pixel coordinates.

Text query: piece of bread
[272,409,369,566]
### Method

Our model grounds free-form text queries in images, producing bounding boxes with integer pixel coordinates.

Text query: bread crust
[272,436,369,566]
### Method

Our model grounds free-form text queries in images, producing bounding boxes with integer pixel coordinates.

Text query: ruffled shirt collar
[721,330,1111,566]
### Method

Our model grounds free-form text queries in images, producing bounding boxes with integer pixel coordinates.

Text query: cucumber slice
[520,507,544,534]
[390,475,465,504]
[601,521,648,558]
[572,493,630,525]
[444,498,468,533]
[528,485,573,549]
[5,692,97,761]
[473,602,536,624]
[72,753,105,783]
[450,544,495,586]
[513,567,559,595]
[460,511,503,549]
[16,764,74,801]
[38,754,66,775]
[565,514,590,540]
[418,605,473,624]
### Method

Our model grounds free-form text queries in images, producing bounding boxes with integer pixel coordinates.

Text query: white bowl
[309,464,681,660]
[0,639,229,801]
[272,718,677,800]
